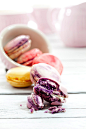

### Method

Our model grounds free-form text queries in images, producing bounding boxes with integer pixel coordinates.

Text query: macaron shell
[7,80,32,88]
[4,35,30,52]
[17,48,42,64]
[32,53,63,75]
[23,60,33,66]
[6,67,32,87]
[30,63,61,85]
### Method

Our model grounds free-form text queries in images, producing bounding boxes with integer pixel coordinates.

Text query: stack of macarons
[5,35,64,88]
[5,35,68,114]
[27,63,68,113]
[6,63,61,88]
[6,63,68,114]
[4,35,63,75]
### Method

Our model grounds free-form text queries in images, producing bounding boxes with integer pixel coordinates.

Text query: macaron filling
[23,58,34,66]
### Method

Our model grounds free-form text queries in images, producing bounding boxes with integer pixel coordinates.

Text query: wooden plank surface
[0,118,86,129]
[0,94,86,118]
[0,94,86,128]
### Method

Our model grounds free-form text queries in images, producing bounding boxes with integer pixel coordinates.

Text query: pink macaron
[17,48,42,66]
[32,53,63,75]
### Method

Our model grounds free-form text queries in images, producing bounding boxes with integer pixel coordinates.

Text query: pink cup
[0,10,32,32]
[57,2,86,47]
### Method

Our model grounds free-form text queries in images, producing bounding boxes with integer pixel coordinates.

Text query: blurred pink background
[0,8,60,34]
[0,1,86,47]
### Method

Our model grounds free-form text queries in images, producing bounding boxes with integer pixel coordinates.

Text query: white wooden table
[0,34,86,129]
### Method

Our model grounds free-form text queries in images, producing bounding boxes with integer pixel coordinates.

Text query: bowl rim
[0,24,50,68]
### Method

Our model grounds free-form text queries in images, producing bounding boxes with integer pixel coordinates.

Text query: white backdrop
[0,0,86,10]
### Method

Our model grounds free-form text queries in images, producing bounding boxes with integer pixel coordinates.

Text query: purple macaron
[4,35,31,60]
[33,77,68,105]
[30,63,61,85]
[27,93,44,111]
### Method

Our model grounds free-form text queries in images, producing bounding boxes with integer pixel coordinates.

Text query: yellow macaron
[6,67,32,87]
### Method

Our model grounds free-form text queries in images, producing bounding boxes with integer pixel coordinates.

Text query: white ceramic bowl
[0,24,50,69]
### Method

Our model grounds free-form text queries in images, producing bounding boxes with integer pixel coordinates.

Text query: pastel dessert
[27,93,44,111]
[32,53,63,75]
[30,63,61,85]
[45,106,66,114]
[33,78,68,105]
[4,35,31,60]
[17,48,42,66]
[6,67,32,87]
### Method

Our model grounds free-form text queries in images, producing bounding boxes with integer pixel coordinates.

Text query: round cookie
[17,48,42,66]
[32,53,63,75]
[4,35,31,60]
[6,67,32,87]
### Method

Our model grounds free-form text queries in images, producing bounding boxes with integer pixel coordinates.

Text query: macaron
[27,93,44,111]
[30,63,61,85]
[33,77,68,105]
[32,53,63,75]
[17,48,42,66]
[4,35,31,60]
[6,67,32,87]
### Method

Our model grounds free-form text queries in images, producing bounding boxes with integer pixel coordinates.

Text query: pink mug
[57,2,86,47]
[0,10,33,32]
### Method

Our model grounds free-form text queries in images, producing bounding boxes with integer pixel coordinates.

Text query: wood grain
[0,94,86,119]
[0,118,86,129]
